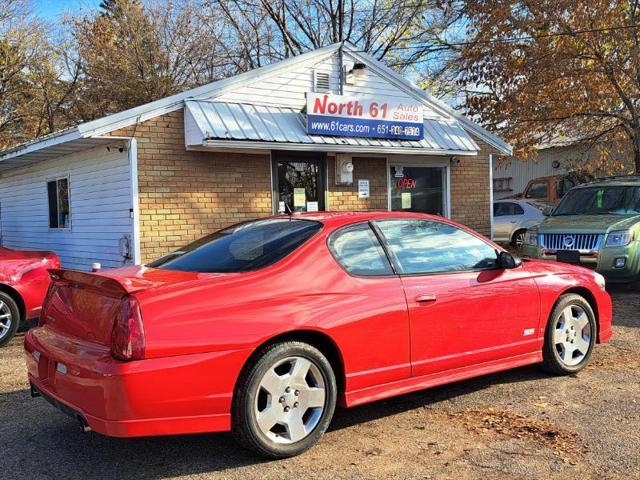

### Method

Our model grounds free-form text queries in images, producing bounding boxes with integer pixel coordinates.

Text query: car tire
[511,229,527,249]
[0,292,21,348]
[541,294,596,375]
[232,341,337,458]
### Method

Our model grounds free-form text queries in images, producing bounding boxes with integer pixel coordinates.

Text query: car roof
[273,210,445,227]
[575,175,640,188]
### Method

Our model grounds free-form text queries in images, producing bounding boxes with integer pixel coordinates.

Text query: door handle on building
[415,294,437,304]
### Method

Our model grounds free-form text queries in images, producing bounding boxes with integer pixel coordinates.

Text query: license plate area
[556,250,581,264]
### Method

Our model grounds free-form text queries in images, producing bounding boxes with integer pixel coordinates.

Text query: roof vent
[313,70,331,93]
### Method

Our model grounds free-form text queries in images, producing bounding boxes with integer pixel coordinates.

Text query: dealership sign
[306,93,424,141]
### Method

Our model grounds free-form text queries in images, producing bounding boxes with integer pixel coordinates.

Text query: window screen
[328,223,393,276]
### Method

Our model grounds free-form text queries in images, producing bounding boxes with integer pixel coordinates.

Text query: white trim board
[1,43,511,165]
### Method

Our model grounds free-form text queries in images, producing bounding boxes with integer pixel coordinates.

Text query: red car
[25,212,612,458]
[0,247,59,347]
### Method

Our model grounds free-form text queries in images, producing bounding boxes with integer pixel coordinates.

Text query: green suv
[522,176,640,283]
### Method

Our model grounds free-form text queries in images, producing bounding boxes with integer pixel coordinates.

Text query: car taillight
[111,296,145,361]
[38,282,57,327]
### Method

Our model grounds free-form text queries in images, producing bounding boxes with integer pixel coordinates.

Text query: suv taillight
[111,296,145,361]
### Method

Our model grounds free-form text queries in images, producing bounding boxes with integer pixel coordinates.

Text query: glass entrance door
[273,153,325,213]
[390,165,446,216]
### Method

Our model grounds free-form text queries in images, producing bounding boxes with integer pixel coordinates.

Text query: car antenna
[284,203,293,219]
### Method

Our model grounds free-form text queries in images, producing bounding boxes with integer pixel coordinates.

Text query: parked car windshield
[148,218,322,272]
[553,186,640,216]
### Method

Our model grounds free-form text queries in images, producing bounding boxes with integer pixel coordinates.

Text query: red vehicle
[25,212,612,458]
[0,247,59,347]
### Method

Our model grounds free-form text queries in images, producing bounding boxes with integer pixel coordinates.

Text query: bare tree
[72,0,226,118]
[0,0,54,148]
[199,0,461,76]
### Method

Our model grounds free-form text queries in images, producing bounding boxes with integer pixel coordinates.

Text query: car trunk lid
[42,266,209,346]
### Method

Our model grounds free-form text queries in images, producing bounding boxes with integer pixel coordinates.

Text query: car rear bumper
[25,326,252,437]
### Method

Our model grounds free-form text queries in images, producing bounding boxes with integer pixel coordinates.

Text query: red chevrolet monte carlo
[25,212,612,458]
[0,247,60,347]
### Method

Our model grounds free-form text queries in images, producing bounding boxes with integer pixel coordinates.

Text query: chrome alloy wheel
[254,356,326,444]
[0,300,13,340]
[553,304,592,367]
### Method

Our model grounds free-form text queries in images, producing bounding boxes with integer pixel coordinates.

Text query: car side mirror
[497,251,522,269]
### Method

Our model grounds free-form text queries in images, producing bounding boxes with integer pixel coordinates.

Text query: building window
[493,177,513,193]
[47,177,70,229]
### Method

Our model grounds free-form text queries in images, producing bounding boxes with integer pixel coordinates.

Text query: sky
[32,0,101,20]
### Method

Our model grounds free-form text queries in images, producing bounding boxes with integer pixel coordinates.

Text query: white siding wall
[215,52,445,119]
[493,148,572,199]
[493,143,636,199]
[0,144,134,270]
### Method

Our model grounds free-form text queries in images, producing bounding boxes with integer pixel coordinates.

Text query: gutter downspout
[128,138,141,264]
[489,153,494,240]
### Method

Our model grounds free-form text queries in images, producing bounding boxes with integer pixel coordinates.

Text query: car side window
[328,223,393,276]
[494,202,523,216]
[374,219,498,275]
[494,203,511,216]
[557,177,576,198]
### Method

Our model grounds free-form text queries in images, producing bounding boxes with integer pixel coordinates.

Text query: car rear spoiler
[48,269,142,295]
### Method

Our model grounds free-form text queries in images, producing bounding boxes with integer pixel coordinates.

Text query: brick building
[0,43,511,269]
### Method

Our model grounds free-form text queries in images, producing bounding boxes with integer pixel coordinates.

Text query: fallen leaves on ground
[449,408,582,462]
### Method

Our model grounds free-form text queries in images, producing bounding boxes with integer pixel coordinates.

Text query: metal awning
[184,100,479,155]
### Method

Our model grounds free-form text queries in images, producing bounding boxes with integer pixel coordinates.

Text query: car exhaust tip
[77,416,92,433]
[30,384,41,398]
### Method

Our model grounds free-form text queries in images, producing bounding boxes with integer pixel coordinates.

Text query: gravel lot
[1,287,638,480]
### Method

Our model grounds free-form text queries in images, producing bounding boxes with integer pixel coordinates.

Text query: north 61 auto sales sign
[306,92,424,141]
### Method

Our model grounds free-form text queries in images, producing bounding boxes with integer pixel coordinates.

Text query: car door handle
[415,294,437,304]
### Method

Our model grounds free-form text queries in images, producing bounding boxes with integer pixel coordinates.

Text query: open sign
[397,178,417,189]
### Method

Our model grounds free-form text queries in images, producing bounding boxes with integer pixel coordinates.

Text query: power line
[386,23,640,50]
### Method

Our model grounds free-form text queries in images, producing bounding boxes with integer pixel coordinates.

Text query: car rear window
[525,181,548,199]
[148,218,322,273]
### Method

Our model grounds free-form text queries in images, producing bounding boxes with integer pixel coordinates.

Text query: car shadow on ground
[2,365,550,479]
[329,364,549,431]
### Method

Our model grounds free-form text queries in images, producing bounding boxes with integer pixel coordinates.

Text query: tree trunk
[634,132,640,174]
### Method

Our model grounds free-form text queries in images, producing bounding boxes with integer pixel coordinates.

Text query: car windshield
[553,186,640,216]
[148,218,322,273]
